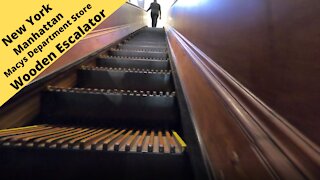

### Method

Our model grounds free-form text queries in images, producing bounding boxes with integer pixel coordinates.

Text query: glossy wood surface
[168,0,320,145]
[167,28,275,179]
[0,95,40,129]
[166,27,319,179]
[37,3,148,81]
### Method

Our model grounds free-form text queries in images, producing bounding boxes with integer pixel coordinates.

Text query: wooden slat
[158,131,164,153]
[148,130,155,152]
[125,130,140,151]
[0,125,39,134]
[68,129,105,149]
[137,130,147,152]
[20,127,71,145]
[165,130,176,153]
[114,130,133,151]
[44,128,86,147]
[0,126,51,138]
[55,129,93,148]
[68,129,104,148]
[0,127,57,144]
[79,129,112,149]
[91,129,119,150]
[33,127,76,146]
[102,129,126,150]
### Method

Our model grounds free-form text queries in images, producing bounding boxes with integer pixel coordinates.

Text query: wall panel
[168,0,320,145]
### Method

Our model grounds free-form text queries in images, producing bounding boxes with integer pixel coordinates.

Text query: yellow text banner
[0,0,127,107]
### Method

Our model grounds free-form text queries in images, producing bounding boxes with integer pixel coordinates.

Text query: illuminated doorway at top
[144,0,176,28]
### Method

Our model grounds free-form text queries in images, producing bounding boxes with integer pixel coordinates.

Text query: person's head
[154,0,157,3]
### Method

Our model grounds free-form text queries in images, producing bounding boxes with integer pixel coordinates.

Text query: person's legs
[151,13,155,27]
[151,13,159,27]
[154,14,158,27]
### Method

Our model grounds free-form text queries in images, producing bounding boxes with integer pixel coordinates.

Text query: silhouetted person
[147,0,161,27]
